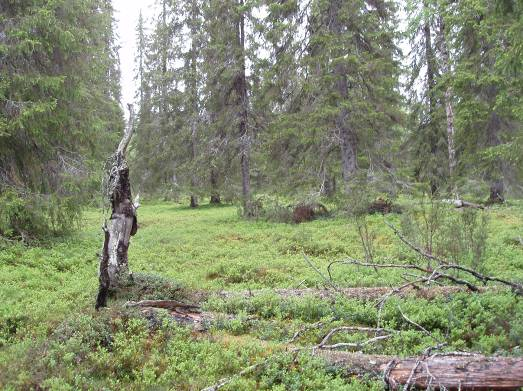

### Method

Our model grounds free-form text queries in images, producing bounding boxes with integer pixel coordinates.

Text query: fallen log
[125,299,200,311]
[211,285,486,302]
[128,300,522,390]
[453,199,485,209]
[124,300,251,331]
[317,351,523,390]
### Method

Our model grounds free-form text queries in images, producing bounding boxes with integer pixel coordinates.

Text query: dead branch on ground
[317,326,398,350]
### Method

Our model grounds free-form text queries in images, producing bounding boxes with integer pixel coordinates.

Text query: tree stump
[96,105,138,310]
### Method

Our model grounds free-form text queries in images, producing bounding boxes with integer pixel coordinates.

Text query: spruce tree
[449,0,522,200]
[0,0,123,238]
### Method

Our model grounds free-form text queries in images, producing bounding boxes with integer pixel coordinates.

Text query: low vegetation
[1,200,522,389]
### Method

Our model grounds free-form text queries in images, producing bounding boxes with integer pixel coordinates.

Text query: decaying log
[96,105,138,310]
[211,286,486,302]
[199,349,523,390]
[125,299,200,311]
[124,300,245,331]
[128,298,522,390]
[452,199,484,209]
[317,351,523,390]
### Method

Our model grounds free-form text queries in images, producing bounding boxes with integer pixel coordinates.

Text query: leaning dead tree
[96,105,139,310]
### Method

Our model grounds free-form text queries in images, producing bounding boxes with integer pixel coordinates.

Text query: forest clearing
[1,200,523,389]
[1,0,523,389]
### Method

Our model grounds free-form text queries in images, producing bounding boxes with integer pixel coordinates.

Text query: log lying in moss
[129,300,522,390]
[126,299,200,311]
[210,285,488,302]
[317,351,523,390]
[124,300,243,331]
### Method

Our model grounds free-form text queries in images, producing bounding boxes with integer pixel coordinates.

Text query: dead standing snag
[96,105,138,310]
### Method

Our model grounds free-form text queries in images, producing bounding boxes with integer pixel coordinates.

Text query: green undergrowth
[1,200,522,389]
[205,291,523,355]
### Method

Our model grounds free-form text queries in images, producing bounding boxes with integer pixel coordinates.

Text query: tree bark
[423,0,439,195]
[329,0,357,192]
[317,351,523,390]
[236,0,251,211]
[96,106,138,310]
[437,15,457,185]
[189,119,198,208]
[210,168,221,204]
[189,0,199,209]
[486,108,504,204]
[190,194,198,208]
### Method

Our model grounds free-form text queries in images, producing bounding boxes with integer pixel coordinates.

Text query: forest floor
[1,200,523,390]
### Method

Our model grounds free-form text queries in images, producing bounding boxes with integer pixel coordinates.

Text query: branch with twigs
[384,220,523,295]
[331,259,481,293]
[329,252,522,298]
[317,326,398,350]
[303,254,340,291]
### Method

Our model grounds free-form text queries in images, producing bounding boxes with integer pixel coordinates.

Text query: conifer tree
[405,0,448,193]
[300,0,402,193]
[0,0,123,238]
[449,0,522,201]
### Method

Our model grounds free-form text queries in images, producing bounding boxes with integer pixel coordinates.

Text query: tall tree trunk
[423,0,439,194]
[330,0,357,192]
[189,0,199,208]
[479,28,505,203]
[160,0,168,118]
[236,0,251,210]
[437,15,457,188]
[96,106,138,310]
[486,108,504,203]
[210,168,221,204]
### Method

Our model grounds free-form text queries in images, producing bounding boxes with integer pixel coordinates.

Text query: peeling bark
[318,351,523,390]
[96,106,138,310]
